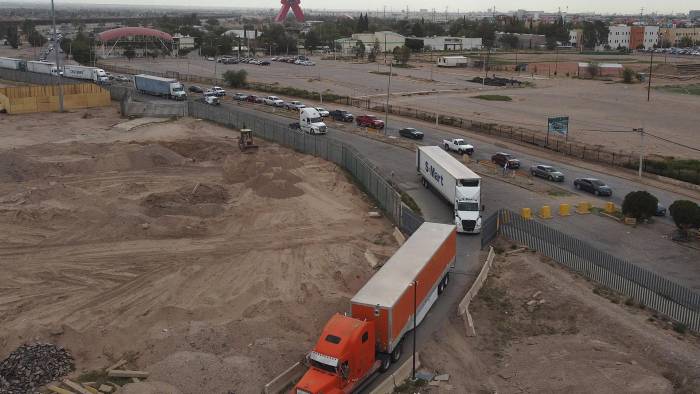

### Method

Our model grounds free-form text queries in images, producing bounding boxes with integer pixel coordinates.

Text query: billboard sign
[547,116,569,136]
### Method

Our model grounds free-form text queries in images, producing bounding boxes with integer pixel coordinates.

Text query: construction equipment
[238,129,258,152]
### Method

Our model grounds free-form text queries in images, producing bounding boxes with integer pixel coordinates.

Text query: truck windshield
[457,201,479,211]
[309,359,337,374]
[455,140,465,145]
[172,85,184,92]
[310,117,322,123]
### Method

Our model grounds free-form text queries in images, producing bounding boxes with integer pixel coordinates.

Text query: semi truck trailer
[295,222,456,393]
[63,65,109,84]
[133,74,186,100]
[0,57,25,71]
[417,146,482,234]
[26,61,61,76]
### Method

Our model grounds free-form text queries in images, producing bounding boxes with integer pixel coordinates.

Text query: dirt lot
[0,106,398,393]
[419,244,700,393]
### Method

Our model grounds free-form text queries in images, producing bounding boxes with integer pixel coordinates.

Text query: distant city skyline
[8,0,700,16]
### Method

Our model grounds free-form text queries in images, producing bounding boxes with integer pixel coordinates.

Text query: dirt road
[419,243,700,393]
[0,107,398,393]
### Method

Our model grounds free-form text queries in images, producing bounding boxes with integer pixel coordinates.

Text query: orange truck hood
[294,367,341,394]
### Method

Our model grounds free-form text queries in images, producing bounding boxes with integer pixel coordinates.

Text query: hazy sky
[43,0,699,15]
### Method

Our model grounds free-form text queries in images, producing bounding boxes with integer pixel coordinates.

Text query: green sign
[548,116,569,135]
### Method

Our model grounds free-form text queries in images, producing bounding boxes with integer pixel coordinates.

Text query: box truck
[26,61,61,76]
[63,65,109,84]
[0,57,26,71]
[133,74,186,100]
[417,146,482,234]
[295,222,456,393]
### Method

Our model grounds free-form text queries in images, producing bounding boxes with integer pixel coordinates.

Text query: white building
[222,29,262,39]
[172,34,195,54]
[642,25,659,49]
[334,37,360,55]
[352,31,405,53]
[608,24,631,49]
[420,36,482,51]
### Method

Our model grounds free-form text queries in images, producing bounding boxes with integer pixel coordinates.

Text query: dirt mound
[247,167,304,199]
[158,139,239,162]
[142,183,229,217]
[0,151,52,182]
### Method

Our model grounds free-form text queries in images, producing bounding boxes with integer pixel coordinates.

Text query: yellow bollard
[576,202,591,214]
[539,205,553,219]
[559,203,571,216]
[521,207,532,220]
[605,201,615,214]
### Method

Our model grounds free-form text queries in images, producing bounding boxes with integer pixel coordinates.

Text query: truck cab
[300,107,327,135]
[169,83,186,100]
[455,178,481,234]
[295,314,378,394]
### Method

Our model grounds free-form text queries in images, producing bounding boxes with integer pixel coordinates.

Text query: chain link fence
[188,101,423,234]
[484,209,700,332]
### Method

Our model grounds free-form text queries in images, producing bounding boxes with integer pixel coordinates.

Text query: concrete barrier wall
[263,361,306,394]
[457,246,495,336]
[368,353,421,394]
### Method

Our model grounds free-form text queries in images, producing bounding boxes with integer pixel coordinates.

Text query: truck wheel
[443,273,450,288]
[379,354,391,372]
[444,144,449,150]
[421,178,429,188]
[391,341,402,362]
[438,281,445,295]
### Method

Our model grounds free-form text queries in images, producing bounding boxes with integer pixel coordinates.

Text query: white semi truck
[292,107,327,135]
[417,146,482,234]
[26,61,61,76]
[63,65,109,84]
[0,57,26,71]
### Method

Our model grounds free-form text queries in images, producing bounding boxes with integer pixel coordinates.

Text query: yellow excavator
[238,129,259,153]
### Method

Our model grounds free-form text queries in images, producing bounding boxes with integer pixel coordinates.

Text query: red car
[356,114,385,129]
[245,95,258,103]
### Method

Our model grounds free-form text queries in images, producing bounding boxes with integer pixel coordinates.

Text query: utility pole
[647,50,653,102]
[384,62,392,135]
[634,128,645,178]
[51,0,64,112]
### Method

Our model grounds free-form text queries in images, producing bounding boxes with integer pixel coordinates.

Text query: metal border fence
[187,101,423,235]
[486,209,700,332]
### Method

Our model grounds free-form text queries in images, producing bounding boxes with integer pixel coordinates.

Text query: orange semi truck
[294,222,457,393]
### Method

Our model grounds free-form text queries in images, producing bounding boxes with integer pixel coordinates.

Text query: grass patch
[391,63,414,68]
[626,157,700,185]
[369,70,397,76]
[547,188,571,197]
[655,84,700,96]
[474,94,512,102]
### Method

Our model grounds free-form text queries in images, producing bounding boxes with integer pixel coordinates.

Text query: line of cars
[271,56,316,66]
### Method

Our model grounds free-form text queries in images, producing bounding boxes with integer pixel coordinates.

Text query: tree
[679,36,694,48]
[27,29,46,47]
[581,20,608,49]
[124,47,136,61]
[354,40,365,59]
[304,30,321,51]
[5,25,19,49]
[367,38,381,62]
[206,18,219,26]
[622,67,636,83]
[404,37,424,52]
[669,200,700,237]
[393,45,410,65]
[622,191,658,220]
[410,22,425,37]
[223,69,248,88]
[70,32,93,65]
[499,33,519,49]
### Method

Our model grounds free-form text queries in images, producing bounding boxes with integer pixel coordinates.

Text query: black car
[259,61,271,66]
[188,85,204,93]
[491,152,520,169]
[655,203,667,216]
[573,178,612,196]
[398,127,424,139]
[329,109,354,122]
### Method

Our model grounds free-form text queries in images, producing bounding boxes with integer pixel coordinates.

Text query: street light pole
[50,0,64,112]
[384,62,392,136]
[634,128,645,178]
[647,50,654,102]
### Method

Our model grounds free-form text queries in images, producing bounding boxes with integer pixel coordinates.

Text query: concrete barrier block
[263,361,306,394]
[538,205,552,219]
[559,203,571,216]
[521,207,532,220]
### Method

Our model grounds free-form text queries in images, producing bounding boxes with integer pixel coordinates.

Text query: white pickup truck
[264,95,285,106]
[443,138,474,155]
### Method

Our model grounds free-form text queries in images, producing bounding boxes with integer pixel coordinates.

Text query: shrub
[223,70,248,88]
[622,190,658,220]
[672,322,687,334]
[622,67,635,83]
[669,200,700,234]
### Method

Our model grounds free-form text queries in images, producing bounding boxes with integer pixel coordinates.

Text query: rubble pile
[0,343,74,394]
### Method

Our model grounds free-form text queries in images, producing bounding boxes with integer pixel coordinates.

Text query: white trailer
[436,55,468,67]
[0,57,25,71]
[417,146,482,234]
[26,61,61,76]
[63,65,109,84]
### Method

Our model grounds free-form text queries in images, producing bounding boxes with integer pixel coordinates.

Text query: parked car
[211,86,226,97]
[260,61,271,66]
[203,90,217,98]
[530,164,565,182]
[254,96,265,104]
[115,75,130,82]
[329,109,354,122]
[233,93,248,101]
[655,203,667,216]
[285,100,306,110]
[206,57,215,61]
[491,152,520,169]
[356,114,384,129]
[246,95,259,103]
[188,85,204,93]
[202,95,220,105]
[264,95,285,106]
[315,107,330,117]
[398,127,424,140]
[573,178,612,196]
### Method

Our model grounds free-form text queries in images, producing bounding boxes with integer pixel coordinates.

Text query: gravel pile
[0,343,74,394]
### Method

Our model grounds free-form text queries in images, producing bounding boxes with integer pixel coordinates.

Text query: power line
[645,132,700,153]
